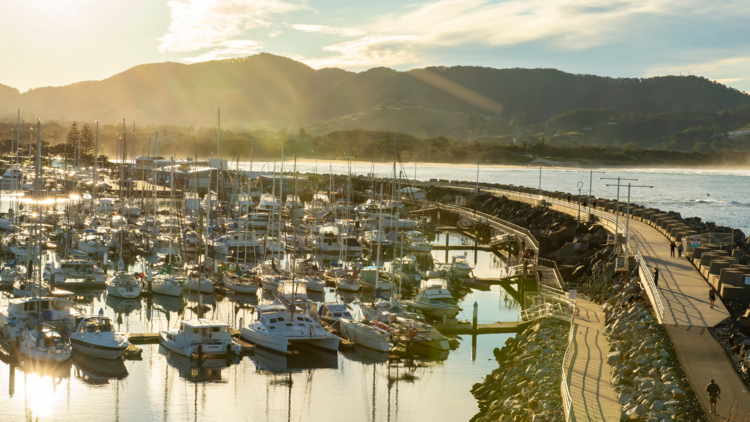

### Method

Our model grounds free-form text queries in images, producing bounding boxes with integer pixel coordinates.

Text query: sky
[1,0,749,93]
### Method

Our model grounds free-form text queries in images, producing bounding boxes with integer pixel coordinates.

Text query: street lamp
[577,181,584,227]
[600,176,638,248]
[578,170,606,222]
[604,182,655,260]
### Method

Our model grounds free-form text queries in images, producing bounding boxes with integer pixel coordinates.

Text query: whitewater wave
[690,199,750,206]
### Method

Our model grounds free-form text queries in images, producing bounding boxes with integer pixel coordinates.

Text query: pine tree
[66,122,80,156]
[81,123,94,157]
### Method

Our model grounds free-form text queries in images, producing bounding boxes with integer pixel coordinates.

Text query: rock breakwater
[470,318,568,422]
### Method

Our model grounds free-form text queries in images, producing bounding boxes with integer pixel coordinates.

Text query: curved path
[487,186,750,418]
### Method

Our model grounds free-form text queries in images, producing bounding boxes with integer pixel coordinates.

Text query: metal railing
[561,318,577,422]
[636,249,665,322]
[518,302,575,323]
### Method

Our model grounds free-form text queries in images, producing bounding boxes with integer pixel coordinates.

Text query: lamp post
[603,182,655,260]
[600,176,637,248]
[577,181,584,227]
[578,170,606,222]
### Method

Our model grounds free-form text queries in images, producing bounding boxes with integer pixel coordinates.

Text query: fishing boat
[69,315,129,360]
[240,302,339,354]
[159,319,242,358]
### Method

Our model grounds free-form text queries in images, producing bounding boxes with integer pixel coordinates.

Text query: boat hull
[70,338,128,360]
[152,283,183,297]
[106,284,142,299]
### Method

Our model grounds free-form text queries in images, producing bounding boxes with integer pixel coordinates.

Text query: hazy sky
[1,0,749,92]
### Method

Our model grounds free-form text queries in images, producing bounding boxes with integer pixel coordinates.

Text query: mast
[15,109,19,166]
[93,121,98,210]
[375,183,384,290]
[169,156,174,264]
[291,156,298,306]
[120,119,126,217]
[246,139,253,264]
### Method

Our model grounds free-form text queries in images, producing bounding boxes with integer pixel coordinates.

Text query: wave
[689,199,750,206]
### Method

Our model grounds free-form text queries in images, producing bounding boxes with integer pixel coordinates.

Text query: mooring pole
[472,301,478,331]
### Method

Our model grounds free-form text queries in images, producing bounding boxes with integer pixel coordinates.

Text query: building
[399,187,426,201]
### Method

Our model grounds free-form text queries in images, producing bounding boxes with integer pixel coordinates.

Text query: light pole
[577,181,584,227]
[538,164,542,197]
[578,170,606,221]
[604,182,655,259]
[600,176,637,248]
[476,159,480,193]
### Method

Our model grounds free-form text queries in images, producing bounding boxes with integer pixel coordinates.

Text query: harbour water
[1,163,745,421]
[0,241,518,421]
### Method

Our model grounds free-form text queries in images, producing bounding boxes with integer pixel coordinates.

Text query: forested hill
[1,54,749,129]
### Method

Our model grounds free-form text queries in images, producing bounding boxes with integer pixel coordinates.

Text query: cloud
[298,0,702,69]
[182,40,262,63]
[289,24,364,37]
[158,0,299,62]
[713,78,745,84]
[647,56,750,76]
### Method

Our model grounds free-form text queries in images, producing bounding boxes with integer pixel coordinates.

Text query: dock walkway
[459,184,750,417]
[568,297,621,422]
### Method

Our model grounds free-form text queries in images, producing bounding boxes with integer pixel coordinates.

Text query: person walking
[677,243,684,258]
[670,241,676,257]
[709,286,717,309]
[706,379,721,414]
[653,267,659,288]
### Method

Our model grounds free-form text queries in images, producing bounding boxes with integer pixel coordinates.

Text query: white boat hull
[340,320,390,352]
[225,282,259,294]
[159,332,239,357]
[70,339,128,360]
[184,282,214,294]
[240,327,339,354]
[106,284,142,299]
[152,283,183,297]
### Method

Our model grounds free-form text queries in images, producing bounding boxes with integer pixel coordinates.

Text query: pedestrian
[709,286,717,309]
[592,199,597,209]
[677,243,684,258]
[567,194,571,202]
[653,267,659,288]
[706,379,721,414]
[670,241,676,257]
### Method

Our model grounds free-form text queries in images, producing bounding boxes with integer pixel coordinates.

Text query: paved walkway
[487,187,750,418]
[568,297,621,422]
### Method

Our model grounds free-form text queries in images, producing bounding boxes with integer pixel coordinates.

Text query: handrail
[422,181,666,323]
[561,316,577,422]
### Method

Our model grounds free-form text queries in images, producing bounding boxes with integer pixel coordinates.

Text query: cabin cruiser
[224,272,259,294]
[19,324,72,363]
[182,230,201,253]
[259,274,283,292]
[299,275,325,293]
[43,258,105,284]
[242,213,273,231]
[318,303,353,326]
[362,214,418,231]
[340,319,391,352]
[261,235,284,253]
[392,255,424,285]
[159,319,242,358]
[403,231,433,253]
[402,279,460,318]
[77,233,110,255]
[0,217,17,232]
[106,272,143,299]
[360,301,450,351]
[317,225,341,254]
[0,296,79,341]
[450,254,473,277]
[151,274,185,297]
[69,316,129,359]
[240,301,339,353]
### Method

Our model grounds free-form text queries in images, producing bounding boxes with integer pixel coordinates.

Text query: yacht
[357,266,393,291]
[184,272,215,294]
[224,272,259,294]
[182,230,201,253]
[0,262,26,285]
[392,255,424,285]
[277,279,308,304]
[106,272,143,299]
[362,230,393,248]
[259,274,282,292]
[159,319,242,358]
[299,275,325,293]
[240,302,339,353]
[43,258,106,284]
[403,279,460,317]
[450,254,474,277]
[340,319,391,352]
[404,231,433,253]
[96,198,117,215]
[318,303,353,326]
[0,296,79,341]
[8,235,41,259]
[182,193,201,215]
[151,274,185,297]
[317,225,340,254]
[362,214,418,230]
[360,302,450,351]
[335,276,360,292]
[77,233,110,255]
[0,166,23,190]
[69,316,129,360]
[283,195,305,219]
[211,232,262,256]
[0,217,17,232]
[13,276,50,297]
[261,235,284,253]
[151,235,181,255]
[19,324,72,363]
[257,194,280,214]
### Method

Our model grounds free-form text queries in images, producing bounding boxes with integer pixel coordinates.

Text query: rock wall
[470,318,568,422]
[586,276,706,421]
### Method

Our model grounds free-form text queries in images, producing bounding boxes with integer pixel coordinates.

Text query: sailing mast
[153,131,159,235]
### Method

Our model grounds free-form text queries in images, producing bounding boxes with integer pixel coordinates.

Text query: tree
[66,122,80,156]
[81,123,94,156]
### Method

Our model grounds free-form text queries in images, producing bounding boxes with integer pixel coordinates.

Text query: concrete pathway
[488,187,750,418]
[568,297,621,422]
